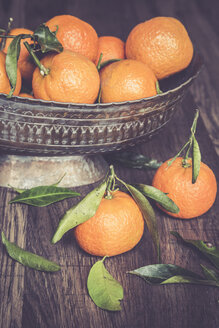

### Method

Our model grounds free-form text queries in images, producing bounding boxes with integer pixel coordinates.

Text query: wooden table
[0,1,218,327]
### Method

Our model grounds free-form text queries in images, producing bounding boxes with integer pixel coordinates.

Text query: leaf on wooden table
[120,181,160,262]
[104,151,162,170]
[201,265,219,283]
[9,173,66,194]
[52,180,107,244]
[128,263,219,287]
[87,257,123,311]
[1,232,60,272]
[9,185,80,207]
[171,231,219,270]
[134,184,179,213]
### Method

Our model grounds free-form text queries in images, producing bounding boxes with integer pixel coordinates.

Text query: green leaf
[33,24,63,53]
[171,231,219,270]
[1,232,60,272]
[120,181,160,262]
[201,265,219,283]
[192,136,201,183]
[9,185,80,207]
[128,263,219,287]
[5,34,22,97]
[52,180,107,244]
[87,257,123,311]
[104,152,162,170]
[134,184,179,213]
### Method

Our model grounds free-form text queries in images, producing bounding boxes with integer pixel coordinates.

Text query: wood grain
[0,1,219,327]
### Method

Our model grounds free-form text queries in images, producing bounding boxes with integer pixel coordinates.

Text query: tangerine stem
[105,165,116,199]
[0,17,13,51]
[167,140,190,166]
[184,137,193,161]
[96,52,103,71]
[24,41,49,76]
[184,109,199,161]
[182,158,191,168]
[191,109,199,135]
[0,34,32,39]
[101,255,108,262]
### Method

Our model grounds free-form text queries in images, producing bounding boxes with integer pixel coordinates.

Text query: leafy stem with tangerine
[1,22,63,96]
[102,164,180,262]
[168,109,201,183]
[24,41,49,76]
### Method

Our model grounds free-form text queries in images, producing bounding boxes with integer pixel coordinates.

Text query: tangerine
[45,15,98,62]
[32,50,100,103]
[3,28,35,82]
[95,36,125,66]
[0,51,21,96]
[100,59,157,103]
[74,190,144,256]
[125,16,194,79]
[152,157,217,219]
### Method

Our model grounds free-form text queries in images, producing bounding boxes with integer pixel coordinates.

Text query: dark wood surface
[0,1,219,327]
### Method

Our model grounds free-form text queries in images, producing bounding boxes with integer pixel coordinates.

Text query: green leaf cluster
[168,109,201,183]
[171,231,219,270]
[129,231,219,288]
[0,20,63,97]
[51,164,176,266]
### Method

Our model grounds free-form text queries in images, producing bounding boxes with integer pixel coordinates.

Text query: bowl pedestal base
[0,154,108,189]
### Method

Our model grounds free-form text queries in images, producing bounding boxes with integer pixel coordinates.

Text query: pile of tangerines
[0,14,194,103]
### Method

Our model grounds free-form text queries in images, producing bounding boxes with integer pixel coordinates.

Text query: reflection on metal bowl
[0,52,203,156]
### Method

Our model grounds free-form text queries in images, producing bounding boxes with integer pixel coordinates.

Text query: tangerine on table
[95,35,125,66]
[100,59,157,103]
[74,190,144,257]
[0,51,21,96]
[45,15,98,62]
[125,16,194,79]
[152,157,217,219]
[3,28,35,82]
[32,49,100,104]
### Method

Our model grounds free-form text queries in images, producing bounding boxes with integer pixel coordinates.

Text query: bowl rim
[0,52,203,113]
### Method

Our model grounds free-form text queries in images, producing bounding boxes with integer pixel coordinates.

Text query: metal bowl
[0,52,202,156]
